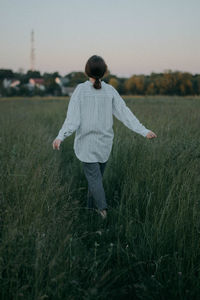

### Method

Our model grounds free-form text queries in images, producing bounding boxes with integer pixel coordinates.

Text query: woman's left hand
[146,131,157,139]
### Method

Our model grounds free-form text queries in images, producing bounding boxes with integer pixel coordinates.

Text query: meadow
[0,95,200,300]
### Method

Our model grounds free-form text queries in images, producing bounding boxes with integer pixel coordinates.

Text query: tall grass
[0,95,200,299]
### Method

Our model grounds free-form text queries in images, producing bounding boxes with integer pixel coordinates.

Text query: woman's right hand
[146,130,157,139]
[52,138,62,150]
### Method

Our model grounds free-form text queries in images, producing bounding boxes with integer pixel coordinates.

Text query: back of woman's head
[85,55,107,89]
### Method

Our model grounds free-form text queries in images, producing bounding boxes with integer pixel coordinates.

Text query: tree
[146,82,156,95]
[26,70,41,79]
[0,69,14,80]
[124,75,145,94]
[108,77,119,89]
[124,76,136,94]
[65,72,87,86]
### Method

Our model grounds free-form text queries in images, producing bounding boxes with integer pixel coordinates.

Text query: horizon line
[1,67,200,78]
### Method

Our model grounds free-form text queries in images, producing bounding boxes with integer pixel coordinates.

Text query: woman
[52,55,157,219]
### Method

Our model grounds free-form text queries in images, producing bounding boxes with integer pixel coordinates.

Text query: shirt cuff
[55,135,64,141]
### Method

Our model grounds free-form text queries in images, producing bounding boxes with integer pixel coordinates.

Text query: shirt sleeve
[55,84,81,141]
[111,86,150,137]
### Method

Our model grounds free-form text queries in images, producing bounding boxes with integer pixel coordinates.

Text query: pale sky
[0,0,199,77]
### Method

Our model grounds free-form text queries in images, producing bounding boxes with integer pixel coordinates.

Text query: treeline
[120,71,200,96]
[0,68,200,96]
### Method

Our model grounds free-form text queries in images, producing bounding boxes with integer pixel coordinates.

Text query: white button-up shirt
[55,80,150,163]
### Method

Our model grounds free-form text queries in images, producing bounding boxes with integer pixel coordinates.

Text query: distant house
[27,78,45,91]
[3,78,20,89]
[55,77,74,96]
[55,77,69,86]
[62,87,75,96]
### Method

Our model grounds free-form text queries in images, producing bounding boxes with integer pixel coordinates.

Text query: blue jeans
[82,161,107,210]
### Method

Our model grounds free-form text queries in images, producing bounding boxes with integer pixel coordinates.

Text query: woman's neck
[89,77,95,83]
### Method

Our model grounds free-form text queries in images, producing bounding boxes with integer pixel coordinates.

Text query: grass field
[0,95,200,299]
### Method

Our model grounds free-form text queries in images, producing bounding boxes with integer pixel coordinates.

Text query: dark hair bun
[85,55,107,89]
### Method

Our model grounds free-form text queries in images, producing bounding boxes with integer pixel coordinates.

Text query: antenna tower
[30,30,35,71]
